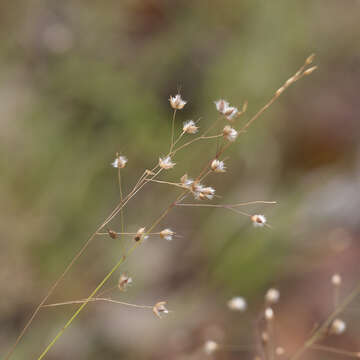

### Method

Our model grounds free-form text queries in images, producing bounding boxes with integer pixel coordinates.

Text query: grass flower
[251,214,267,227]
[118,273,133,291]
[223,125,238,141]
[159,156,176,170]
[332,274,342,286]
[265,307,274,321]
[204,340,219,355]
[134,227,146,242]
[160,228,175,241]
[210,159,226,173]
[265,288,280,304]
[183,120,198,134]
[227,296,247,311]
[169,94,187,110]
[152,301,169,318]
[111,155,127,169]
[330,319,346,335]
[215,99,239,121]
[193,183,215,200]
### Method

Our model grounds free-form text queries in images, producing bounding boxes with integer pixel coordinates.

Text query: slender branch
[311,344,360,358]
[42,298,152,310]
[290,281,360,360]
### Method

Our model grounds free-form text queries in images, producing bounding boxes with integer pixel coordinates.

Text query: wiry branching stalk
[5,55,316,360]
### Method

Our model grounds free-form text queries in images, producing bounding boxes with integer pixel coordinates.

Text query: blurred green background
[1,1,360,359]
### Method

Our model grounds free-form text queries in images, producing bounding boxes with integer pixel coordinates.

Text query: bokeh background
[1,1,360,359]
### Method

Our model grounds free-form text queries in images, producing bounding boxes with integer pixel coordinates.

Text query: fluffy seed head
[160,228,175,241]
[223,125,238,142]
[332,274,342,286]
[169,94,187,110]
[194,185,216,200]
[331,318,346,335]
[112,155,127,169]
[211,159,226,173]
[215,99,239,121]
[183,120,198,134]
[265,288,280,304]
[118,273,132,291]
[204,340,219,355]
[180,174,194,188]
[227,296,247,311]
[134,227,146,242]
[214,99,229,114]
[251,214,267,227]
[153,301,169,318]
[159,156,175,170]
[276,347,285,356]
[265,307,274,321]
[108,229,118,239]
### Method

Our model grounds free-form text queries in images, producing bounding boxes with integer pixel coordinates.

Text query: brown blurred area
[1,1,360,359]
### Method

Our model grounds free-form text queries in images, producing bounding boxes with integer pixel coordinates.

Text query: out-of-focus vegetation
[1,1,360,359]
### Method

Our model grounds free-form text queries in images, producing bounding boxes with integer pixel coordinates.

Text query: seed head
[251,214,267,227]
[160,228,175,241]
[211,159,226,173]
[223,125,238,142]
[265,307,274,321]
[276,347,285,356]
[169,94,187,110]
[112,155,127,169]
[332,273,342,286]
[227,296,247,311]
[204,340,219,355]
[194,184,216,200]
[330,318,346,335]
[180,174,194,188]
[159,156,175,170]
[214,99,229,114]
[183,120,198,134]
[304,66,317,75]
[152,301,169,318]
[265,288,280,304]
[134,227,146,242]
[118,273,133,291]
[108,229,118,239]
[306,53,315,64]
[214,99,239,121]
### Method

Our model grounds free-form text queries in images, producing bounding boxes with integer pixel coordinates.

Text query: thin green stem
[42,298,152,310]
[290,281,360,360]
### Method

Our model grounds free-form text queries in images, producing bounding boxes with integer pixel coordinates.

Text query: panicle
[169,94,187,110]
[159,156,176,170]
